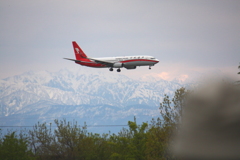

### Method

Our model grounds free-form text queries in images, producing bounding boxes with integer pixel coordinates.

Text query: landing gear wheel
[149,66,151,70]
[117,68,121,72]
[109,68,113,71]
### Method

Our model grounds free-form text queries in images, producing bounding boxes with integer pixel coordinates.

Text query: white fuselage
[92,55,159,68]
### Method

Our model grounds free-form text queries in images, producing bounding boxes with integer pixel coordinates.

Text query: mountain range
[0,68,185,133]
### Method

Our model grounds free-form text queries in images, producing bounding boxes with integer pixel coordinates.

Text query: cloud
[156,72,171,80]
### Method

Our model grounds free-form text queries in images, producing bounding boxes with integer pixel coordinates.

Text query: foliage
[160,87,187,126]
[159,87,188,159]
[0,130,35,160]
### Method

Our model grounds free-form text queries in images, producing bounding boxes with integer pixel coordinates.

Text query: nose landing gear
[149,66,151,70]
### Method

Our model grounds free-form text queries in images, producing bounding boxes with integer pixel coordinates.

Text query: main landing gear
[149,66,151,70]
[109,68,121,72]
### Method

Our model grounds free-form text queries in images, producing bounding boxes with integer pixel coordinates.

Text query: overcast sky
[1,0,239,81]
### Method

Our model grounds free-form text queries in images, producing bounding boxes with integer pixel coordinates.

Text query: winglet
[72,41,87,59]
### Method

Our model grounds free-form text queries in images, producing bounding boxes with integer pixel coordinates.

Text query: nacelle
[113,63,124,68]
[125,66,136,69]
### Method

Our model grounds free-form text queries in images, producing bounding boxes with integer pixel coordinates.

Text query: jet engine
[113,63,124,68]
[125,66,136,69]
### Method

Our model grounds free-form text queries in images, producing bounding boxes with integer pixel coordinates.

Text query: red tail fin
[72,41,87,60]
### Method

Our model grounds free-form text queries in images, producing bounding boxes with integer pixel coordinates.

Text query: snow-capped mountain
[0,68,183,133]
[0,68,183,115]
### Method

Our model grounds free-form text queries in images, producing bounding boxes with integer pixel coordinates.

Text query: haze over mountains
[0,68,189,133]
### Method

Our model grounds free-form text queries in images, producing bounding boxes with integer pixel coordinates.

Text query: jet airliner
[64,41,159,72]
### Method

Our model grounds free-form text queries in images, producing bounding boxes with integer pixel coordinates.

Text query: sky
[1,0,240,81]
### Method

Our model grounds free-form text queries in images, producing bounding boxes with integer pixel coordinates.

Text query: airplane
[64,41,159,72]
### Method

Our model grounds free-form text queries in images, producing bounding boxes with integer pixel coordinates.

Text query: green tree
[160,87,187,129]
[109,117,148,160]
[0,131,35,160]
[29,121,58,160]
[145,118,167,160]
[145,87,188,160]
[158,87,187,159]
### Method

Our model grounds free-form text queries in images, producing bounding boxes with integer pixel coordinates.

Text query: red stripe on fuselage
[120,59,159,63]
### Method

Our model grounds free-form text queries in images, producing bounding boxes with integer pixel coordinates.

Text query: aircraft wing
[87,58,114,67]
[63,58,93,63]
